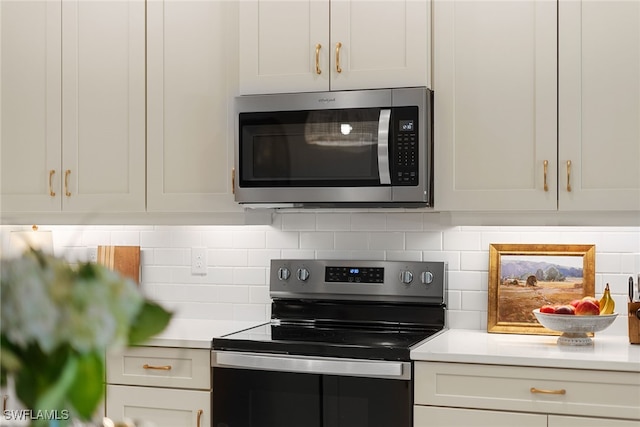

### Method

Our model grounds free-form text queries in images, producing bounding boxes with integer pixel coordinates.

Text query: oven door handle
[377,109,392,185]
[213,351,411,380]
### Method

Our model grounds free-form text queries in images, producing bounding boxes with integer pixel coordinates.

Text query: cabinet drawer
[107,347,210,390]
[415,362,640,420]
[106,384,209,427]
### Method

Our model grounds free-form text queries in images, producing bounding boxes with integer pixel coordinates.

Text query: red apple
[575,299,600,315]
[581,296,599,305]
[554,305,575,315]
[540,305,556,314]
[569,299,582,308]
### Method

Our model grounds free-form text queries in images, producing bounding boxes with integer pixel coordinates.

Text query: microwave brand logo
[318,97,336,103]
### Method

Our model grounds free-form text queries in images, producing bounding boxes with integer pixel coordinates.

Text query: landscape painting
[487,244,595,335]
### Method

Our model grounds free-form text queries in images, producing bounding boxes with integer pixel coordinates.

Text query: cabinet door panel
[106,385,209,427]
[559,0,640,210]
[414,406,546,427]
[549,415,640,427]
[147,0,242,213]
[434,0,557,211]
[330,0,429,91]
[61,0,145,213]
[239,0,329,94]
[0,0,61,214]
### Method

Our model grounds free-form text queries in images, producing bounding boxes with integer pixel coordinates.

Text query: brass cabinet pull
[3,395,8,412]
[315,44,322,75]
[543,160,549,192]
[566,160,572,192]
[335,42,342,73]
[530,387,566,395]
[64,169,71,197]
[142,364,172,371]
[196,409,203,427]
[48,169,56,197]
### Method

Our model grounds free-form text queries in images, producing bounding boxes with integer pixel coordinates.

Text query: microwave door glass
[240,108,387,187]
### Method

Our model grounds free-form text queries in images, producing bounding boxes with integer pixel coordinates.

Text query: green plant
[0,249,172,426]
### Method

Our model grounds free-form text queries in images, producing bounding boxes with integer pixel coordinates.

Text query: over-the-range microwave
[234,87,433,208]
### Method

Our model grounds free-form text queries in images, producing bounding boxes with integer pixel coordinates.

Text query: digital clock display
[325,267,384,283]
[399,120,414,132]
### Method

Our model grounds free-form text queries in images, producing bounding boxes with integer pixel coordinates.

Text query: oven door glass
[212,368,411,427]
[239,108,390,187]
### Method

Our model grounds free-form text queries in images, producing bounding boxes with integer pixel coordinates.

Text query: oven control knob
[399,270,413,285]
[277,267,291,281]
[421,271,434,285]
[297,268,310,282]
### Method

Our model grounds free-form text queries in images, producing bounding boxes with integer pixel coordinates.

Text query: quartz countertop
[143,318,264,349]
[411,329,640,372]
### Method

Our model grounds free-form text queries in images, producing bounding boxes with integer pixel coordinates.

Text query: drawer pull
[143,364,172,371]
[3,395,8,412]
[196,409,203,427]
[530,387,566,395]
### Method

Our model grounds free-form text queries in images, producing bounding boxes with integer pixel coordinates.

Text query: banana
[599,283,615,315]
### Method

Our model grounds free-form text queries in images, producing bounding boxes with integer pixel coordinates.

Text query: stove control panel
[270,259,446,303]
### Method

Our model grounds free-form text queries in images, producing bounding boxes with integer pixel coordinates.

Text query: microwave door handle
[377,109,392,185]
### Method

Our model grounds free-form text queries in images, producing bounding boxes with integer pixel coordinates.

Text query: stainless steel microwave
[234,87,433,208]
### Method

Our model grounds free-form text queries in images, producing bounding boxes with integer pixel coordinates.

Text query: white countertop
[142,318,264,349]
[411,329,640,372]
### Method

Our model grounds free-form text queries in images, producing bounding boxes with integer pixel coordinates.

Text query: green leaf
[128,301,172,346]
[67,351,105,420]
[33,355,79,426]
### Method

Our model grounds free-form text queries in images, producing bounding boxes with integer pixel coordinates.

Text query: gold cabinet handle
[530,387,566,395]
[142,364,172,371]
[64,169,71,197]
[543,160,549,192]
[566,160,572,192]
[3,395,8,412]
[315,44,322,75]
[196,409,203,427]
[335,42,342,73]
[48,169,56,197]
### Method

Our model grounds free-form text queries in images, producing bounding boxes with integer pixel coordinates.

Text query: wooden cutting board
[97,245,140,285]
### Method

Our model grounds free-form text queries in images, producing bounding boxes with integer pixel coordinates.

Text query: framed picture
[488,243,595,335]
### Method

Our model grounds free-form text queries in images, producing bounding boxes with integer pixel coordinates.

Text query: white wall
[3,212,639,336]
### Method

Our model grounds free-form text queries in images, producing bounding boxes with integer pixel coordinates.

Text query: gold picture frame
[488,244,595,335]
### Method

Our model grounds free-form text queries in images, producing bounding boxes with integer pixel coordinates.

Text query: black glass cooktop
[212,321,442,361]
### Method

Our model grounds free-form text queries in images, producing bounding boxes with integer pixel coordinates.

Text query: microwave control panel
[392,107,419,185]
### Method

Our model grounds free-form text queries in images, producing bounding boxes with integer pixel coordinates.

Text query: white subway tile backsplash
[9,215,638,335]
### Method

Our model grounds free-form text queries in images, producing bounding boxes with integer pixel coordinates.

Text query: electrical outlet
[87,247,98,263]
[191,247,207,275]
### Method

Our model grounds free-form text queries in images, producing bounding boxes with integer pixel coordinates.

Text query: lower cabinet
[414,362,640,427]
[105,346,210,427]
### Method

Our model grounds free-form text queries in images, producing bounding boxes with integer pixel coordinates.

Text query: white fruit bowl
[532,309,618,346]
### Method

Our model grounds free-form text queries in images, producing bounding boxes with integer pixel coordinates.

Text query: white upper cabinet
[434,0,640,213]
[238,0,430,95]
[146,0,241,213]
[433,0,558,211]
[1,0,146,216]
[558,0,640,211]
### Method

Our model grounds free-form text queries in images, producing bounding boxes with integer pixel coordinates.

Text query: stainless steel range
[211,259,447,427]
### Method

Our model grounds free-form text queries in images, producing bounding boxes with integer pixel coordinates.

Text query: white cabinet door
[433,0,557,211]
[62,0,145,212]
[147,0,242,213]
[238,0,430,95]
[61,0,146,213]
[1,0,61,213]
[1,0,145,215]
[329,0,430,91]
[549,415,640,427]
[415,406,547,427]
[106,385,209,427]
[238,0,330,94]
[558,0,640,211]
